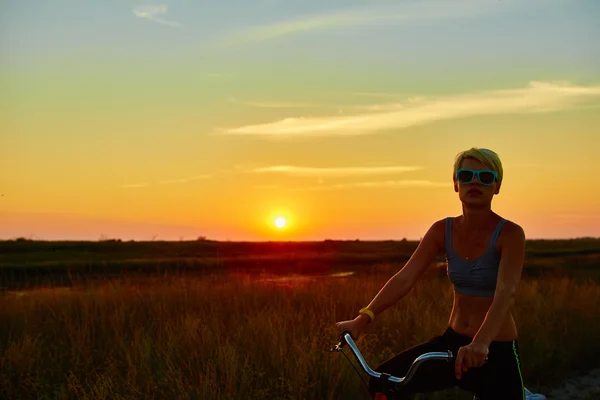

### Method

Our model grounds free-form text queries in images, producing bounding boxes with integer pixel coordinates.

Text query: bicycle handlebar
[331,331,454,385]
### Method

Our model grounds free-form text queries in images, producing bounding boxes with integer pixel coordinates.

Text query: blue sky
[3,0,599,73]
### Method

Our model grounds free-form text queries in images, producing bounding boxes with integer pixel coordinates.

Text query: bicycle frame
[331,331,454,399]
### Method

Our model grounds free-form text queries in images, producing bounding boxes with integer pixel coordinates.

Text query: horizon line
[2,236,598,242]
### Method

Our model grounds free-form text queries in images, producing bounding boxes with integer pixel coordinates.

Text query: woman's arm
[473,222,526,346]
[359,219,445,320]
[455,222,526,379]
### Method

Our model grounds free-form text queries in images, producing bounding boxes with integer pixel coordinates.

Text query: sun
[274,216,287,229]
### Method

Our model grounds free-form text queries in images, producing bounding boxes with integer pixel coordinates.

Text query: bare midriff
[448,291,518,341]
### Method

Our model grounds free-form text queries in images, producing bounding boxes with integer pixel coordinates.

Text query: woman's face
[454,157,500,206]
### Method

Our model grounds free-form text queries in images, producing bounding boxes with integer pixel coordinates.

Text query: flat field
[1,238,599,399]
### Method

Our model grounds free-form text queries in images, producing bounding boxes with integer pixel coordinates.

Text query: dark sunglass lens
[479,172,495,184]
[458,170,474,183]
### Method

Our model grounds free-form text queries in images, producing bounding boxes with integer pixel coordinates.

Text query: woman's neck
[461,206,495,230]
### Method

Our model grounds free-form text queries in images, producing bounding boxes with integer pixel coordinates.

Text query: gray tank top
[445,217,507,297]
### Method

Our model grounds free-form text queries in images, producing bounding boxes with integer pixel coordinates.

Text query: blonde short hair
[453,148,503,185]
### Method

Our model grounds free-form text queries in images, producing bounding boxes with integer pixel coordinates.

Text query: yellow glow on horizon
[2,56,599,241]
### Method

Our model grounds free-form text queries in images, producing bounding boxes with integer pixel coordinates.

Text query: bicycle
[331,330,546,400]
[331,330,461,399]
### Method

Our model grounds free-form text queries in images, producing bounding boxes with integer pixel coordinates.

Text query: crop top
[445,217,506,297]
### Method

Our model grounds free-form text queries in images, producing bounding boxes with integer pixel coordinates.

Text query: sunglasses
[455,168,498,186]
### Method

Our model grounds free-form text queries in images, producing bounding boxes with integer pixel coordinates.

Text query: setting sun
[274,217,287,229]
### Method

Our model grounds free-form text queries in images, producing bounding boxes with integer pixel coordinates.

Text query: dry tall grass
[1,268,599,399]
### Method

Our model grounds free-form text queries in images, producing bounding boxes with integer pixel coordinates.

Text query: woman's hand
[455,341,489,379]
[335,314,372,341]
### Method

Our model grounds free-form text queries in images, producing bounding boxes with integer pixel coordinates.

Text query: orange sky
[1,0,599,241]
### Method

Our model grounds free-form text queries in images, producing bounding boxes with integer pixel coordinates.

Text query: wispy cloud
[289,180,450,192]
[214,0,521,48]
[133,5,182,27]
[122,175,210,188]
[228,96,318,109]
[510,163,578,169]
[216,81,600,137]
[246,165,423,177]
[345,92,408,99]
[554,213,600,220]
[158,175,211,185]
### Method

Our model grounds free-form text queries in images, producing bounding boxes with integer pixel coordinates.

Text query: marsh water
[1,268,360,294]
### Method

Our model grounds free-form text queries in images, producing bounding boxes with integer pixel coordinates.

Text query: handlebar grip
[449,351,489,364]
[330,330,353,352]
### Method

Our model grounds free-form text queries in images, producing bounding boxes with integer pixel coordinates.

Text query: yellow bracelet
[359,307,375,322]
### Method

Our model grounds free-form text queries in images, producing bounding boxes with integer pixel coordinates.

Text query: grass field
[1,268,600,398]
[1,239,600,399]
[2,237,600,289]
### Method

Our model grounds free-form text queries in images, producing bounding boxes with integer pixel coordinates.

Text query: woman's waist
[449,305,517,341]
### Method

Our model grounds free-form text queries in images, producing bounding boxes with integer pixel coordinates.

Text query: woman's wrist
[359,307,375,322]
[355,313,372,325]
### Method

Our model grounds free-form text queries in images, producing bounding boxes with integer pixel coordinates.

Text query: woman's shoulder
[429,216,457,238]
[497,217,524,234]
[497,218,526,249]
[431,217,452,232]
[420,218,450,253]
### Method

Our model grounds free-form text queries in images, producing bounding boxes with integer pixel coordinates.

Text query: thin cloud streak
[122,175,210,188]
[554,213,600,220]
[228,97,318,109]
[158,175,211,184]
[347,92,406,98]
[247,165,423,177]
[133,5,182,27]
[214,0,523,48]
[289,180,450,192]
[217,81,600,137]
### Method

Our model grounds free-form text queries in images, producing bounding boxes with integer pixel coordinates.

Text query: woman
[335,148,531,400]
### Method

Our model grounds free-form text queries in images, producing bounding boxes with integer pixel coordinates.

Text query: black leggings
[369,327,525,400]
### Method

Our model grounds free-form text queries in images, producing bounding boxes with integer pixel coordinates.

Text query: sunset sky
[1,0,599,241]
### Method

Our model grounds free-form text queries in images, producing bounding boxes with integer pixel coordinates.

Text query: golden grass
[1,268,599,399]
